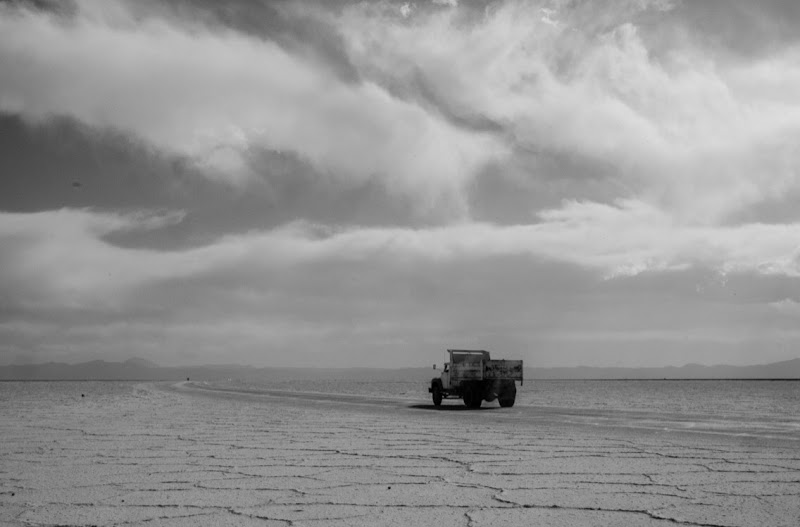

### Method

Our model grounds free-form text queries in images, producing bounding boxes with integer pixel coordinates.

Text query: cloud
[3,0,800,227]
[3,0,800,366]
[0,0,504,216]
[0,209,198,309]
[334,0,800,224]
[3,202,800,314]
[4,205,800,366]
[261,201,800,278]
[768,298,800,316]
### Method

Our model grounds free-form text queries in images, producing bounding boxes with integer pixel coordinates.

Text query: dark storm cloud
[466,148,628,225]
[0,114,195,213]
[0,0,76,14]
[0,113,442,253]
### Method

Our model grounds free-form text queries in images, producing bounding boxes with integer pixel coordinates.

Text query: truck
[428,349,523,408]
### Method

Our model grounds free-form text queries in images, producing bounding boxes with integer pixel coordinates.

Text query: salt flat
[1,381,799,526]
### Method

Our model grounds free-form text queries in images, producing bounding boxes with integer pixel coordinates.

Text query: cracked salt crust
[1,381,799,527]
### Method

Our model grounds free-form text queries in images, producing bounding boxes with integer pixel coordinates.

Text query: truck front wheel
[432,384,443,406]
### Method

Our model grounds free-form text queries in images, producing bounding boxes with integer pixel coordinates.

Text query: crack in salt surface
[492,492,731,527]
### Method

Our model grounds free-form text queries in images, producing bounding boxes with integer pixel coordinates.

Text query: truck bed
[451,359,523,384]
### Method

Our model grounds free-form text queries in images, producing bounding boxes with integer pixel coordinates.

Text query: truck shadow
[407,404,499,411]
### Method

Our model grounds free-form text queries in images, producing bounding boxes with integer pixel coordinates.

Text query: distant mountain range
[1,357,799,381]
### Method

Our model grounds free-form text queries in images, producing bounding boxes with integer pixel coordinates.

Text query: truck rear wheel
[499,396,515,407]
[432,384,442,406]
[498,382,516,407]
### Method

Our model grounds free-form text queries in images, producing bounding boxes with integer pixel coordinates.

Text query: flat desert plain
[1,381,799,526]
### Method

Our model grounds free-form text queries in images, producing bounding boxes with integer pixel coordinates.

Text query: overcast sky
[2,0,800,368]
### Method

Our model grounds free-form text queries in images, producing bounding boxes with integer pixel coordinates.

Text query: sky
[2,0,800,368]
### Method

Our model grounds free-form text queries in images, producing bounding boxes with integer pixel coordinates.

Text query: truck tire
[498,382,516,407]
[499,396,515,408]
[432,384,443,406]
[463,384,482,409]
[462,387,473,408]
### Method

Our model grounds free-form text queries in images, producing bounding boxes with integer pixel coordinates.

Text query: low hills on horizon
[1,357,799,381]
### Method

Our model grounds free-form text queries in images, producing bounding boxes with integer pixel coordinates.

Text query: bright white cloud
[335,0,800,224]
[0,209,204,308]
[264,201,800,278]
